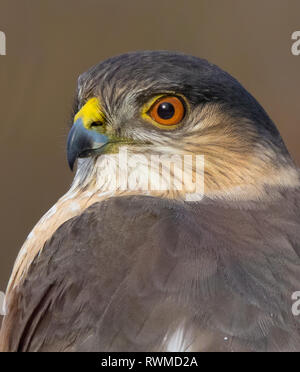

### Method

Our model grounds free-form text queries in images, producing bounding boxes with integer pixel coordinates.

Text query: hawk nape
[1,51,300,352]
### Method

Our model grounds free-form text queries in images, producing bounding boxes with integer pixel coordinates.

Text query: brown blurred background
[0,0,299,291]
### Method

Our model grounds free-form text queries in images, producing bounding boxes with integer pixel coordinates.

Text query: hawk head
[67,51,298,200]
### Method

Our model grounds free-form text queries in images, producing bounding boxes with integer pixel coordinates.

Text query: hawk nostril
[90,121,104,128]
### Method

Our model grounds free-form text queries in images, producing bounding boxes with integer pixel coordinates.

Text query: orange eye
[148,96,185,126]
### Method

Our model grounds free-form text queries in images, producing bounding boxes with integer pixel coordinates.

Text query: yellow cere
[74,97,105,129]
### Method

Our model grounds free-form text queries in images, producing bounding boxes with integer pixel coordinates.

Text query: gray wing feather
[1,192,300,351]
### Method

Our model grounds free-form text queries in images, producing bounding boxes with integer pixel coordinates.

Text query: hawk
[1,51,300,352]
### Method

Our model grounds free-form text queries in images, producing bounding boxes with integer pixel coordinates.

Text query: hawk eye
[148,96,185,126]
[157,102,175,119]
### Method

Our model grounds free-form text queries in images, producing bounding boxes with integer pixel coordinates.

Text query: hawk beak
[67,118,109,171]
[67,98,108,171]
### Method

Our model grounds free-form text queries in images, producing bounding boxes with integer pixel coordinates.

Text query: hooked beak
[67,97,142,171]
[67,97,108,171]
[67,117,108,171]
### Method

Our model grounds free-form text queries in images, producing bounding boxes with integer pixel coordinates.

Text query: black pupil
[157,102,175,120]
